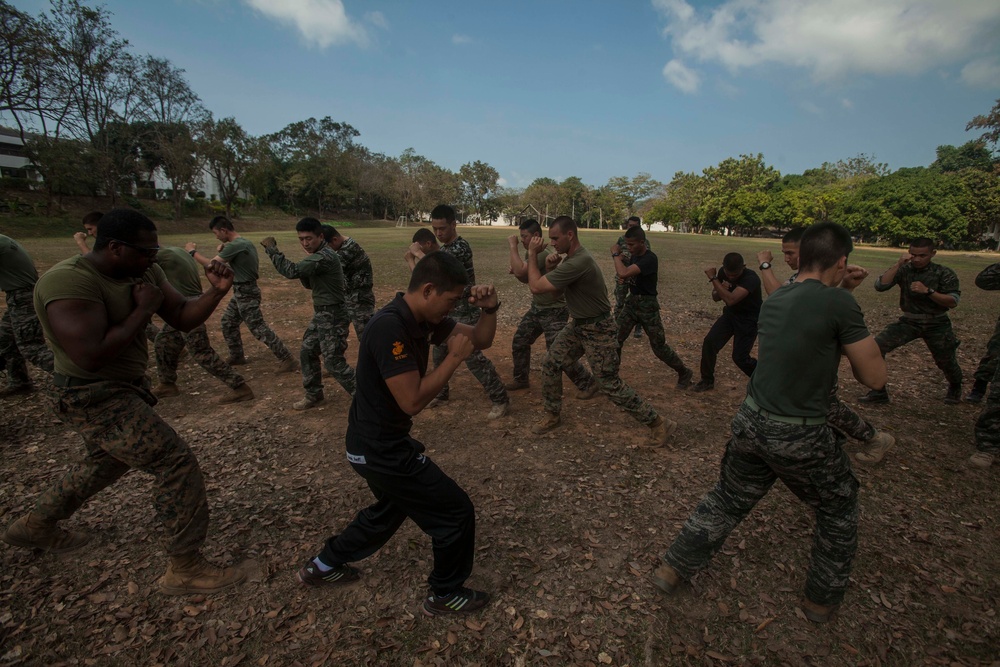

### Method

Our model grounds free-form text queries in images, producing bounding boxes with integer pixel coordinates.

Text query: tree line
[1,1,998,247]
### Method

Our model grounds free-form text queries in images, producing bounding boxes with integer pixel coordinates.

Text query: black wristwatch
[759,262,771,270]
[189,249,197,257]
[926,288,936,296]
[482,302,501,315]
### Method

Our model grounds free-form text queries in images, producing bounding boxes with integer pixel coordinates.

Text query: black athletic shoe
[297,560,360,587]
[944,384,962,405]
[676,368,694,389]
[859,388,889,404]
[690,379,714,393]
[422,587,491,616]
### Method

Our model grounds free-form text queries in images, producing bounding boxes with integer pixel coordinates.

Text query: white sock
[312,557,334,572]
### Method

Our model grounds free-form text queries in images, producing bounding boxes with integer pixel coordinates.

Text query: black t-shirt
[628,250,658,296]
[717,268,762,319]
[346,294,456,467]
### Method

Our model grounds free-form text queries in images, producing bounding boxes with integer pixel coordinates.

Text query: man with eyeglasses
[0,234,54,396]
[3,209,248,596]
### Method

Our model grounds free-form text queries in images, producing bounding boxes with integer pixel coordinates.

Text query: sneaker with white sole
[968,451,995,469]
[487,401,509,419]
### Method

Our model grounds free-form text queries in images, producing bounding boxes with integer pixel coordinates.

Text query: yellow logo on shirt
[392,341,407,360]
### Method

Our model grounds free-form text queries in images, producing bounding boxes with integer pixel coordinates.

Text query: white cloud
[365,11,388,30]
[961,57,1000,88]
[653,0,1000,84]
[800,101,823,115]
[841,98,854,109]
[452,34,473,45]
[244,0,367,48]
[662,59,701,93]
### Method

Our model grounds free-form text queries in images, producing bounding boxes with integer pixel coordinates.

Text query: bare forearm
[760,269,781,295]
[470,312,497,349]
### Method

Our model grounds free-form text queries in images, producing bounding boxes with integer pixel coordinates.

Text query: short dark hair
[624,226,646,241]
[408,250,469,293]
[209,215,234,231]
[909,237,934,249]
[430,204,456,223]
[295,217,323,234]
[722,252,745,273]
[626,216,641,227]
[321,224,335,242]
[799,222,853,272]
[412,228,436,244]
[94,208,157,250]
[82,211,103,228]
[782,227,806,244]
[519,218,541,235]
[550,215,577,235]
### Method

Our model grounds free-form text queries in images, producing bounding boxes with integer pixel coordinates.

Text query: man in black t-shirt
[691,252,762,392]
[296,252,499,617]
[612,226,693,387]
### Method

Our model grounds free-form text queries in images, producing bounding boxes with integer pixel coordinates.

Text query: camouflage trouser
[972,314,1000,385]
[221,282,293,362]
[827,386,876,442]
[303,306,356,400]
[346,293,376,340]
[0,288,54,386]
[613,282,640,336]
[615,295,689,375]
[541,316,658,425]
[511,304,592,390]
[974,361,1000,454]
[154,323,245,389]
[34,379,209,556]
[145,322,160,343]
[664,403,858,606]
[432,306,509,405]
[875,316,962,386]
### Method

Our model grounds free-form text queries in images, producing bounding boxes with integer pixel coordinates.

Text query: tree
[458,160,500,223]
[198,116,257,218]
[644,171,705,232]
[967,98,1000,152]
[604,172,662,223]
[931,141,994,173]
[700,154,779,233]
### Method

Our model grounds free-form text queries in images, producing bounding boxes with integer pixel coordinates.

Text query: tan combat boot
[158,552,247,595]
[651,562,681,594]
[576,382,600,400]
[531,412,561,435]
[152,382,180,398]
[800,598,840,623]
[276,357,299,374]
[855,432,895,464]
[3,513,91,553]
[218,383,254,405]
[645,416,678,448]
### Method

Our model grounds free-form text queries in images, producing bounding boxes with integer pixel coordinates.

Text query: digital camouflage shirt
[266,242,345,307]
[440,236,476,313]
[336,237,375,304]
[875,261,960,317]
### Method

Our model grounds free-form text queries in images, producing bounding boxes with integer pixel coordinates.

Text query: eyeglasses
[110,238,160,258]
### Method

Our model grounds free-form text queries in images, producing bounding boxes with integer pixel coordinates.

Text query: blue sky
[14,0,1000,188]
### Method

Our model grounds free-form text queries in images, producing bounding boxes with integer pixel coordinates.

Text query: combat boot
[226,353,247,366]
[676,368,694,390]
[158,552,247,595]
[218,383,254,404]
[576,382,600,400]
[487,401,509,420]
[276,357,299,374]
[293,395,325,410]
[855,432,895,464]
[3,513,90,553]
[651,562,681,594]
[531,412,561,434]
[504,379,529,392]
[944,384,962,405]
[800,598,840,623]
[968,451,995,468]
[859,388,889,404]
[152,382,180,398]
[964,380,988,404]
[645,416,678,448]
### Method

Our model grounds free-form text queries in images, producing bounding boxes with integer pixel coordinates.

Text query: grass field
[1,225,999,666]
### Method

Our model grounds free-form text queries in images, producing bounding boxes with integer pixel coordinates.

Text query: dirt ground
[1,228,998,666]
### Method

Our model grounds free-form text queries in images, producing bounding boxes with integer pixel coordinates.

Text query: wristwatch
[189,249,197,257]
[759,262,771,270]
[482,301,501,315]
[926,288,936,295]
[611,252,621,258]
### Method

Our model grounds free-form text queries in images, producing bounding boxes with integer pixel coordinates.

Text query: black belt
[743,395,826,426]
[52,373,143,388]
[574,312,610,326]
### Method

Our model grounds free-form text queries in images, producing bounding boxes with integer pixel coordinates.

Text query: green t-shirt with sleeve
[544,246,611,320]
[747,279,870,418]
[0,234,40,292]
[156,246,203,298]
[34,255,167,381]
[218,236,259,283]
[266,243,345,307]
[528,248,566,310]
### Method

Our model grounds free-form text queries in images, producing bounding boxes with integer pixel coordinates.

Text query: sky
[13,0,1000,189]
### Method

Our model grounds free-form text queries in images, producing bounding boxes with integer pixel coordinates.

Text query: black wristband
[482,302,501,315]
[189,249,197,257]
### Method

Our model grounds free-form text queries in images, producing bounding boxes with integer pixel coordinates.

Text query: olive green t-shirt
[218,236,259,283]
[747,280,870,418]
[544,246,611,320]
[528,248,566,310]
[0,234,40,292]
[34,255,167,381]
[156,247,203,297]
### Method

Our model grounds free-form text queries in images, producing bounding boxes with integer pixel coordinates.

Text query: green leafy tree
[458,160,500,223]
[701,154,779,233]
[931,141,994,173]
[967,98,1000,152]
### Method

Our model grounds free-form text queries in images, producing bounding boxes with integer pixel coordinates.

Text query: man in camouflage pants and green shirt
[0,234,54,395]
[965,262,1000,405]
[968,261,1000,468]
[429,205,510,419]
[186,216,296,372]
[860,237,962,404]
[526,216,675,446]
[323,225,376,338]
[151,246,254,404]
[652,222,887,623]
[613,216,645,339]
[505,219,595,394]
[263,218,356,410]
[611,225,693,388]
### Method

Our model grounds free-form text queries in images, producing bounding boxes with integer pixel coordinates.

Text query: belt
[743,395,826,426]
[629,294,658,300]
[573,312,610,326]
[52,373,144,388]
[314,304,345,313]
[901,313,947,322]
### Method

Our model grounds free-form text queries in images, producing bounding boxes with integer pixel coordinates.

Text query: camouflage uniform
[432,236,508,405]
[336,237,376,338]
[511,304,592,390]
[974,262,1000,455]
[873,261,962,387]
[612,233,649,336]
[542,317,658,425]
[615,294,687,374]
[826,388,876,442]
[972,263,1000,387]
[34,379,210,556]
[266,243,355,400]
[145,322,160,343]
[1,288,54,387]
[154,323,246,389]
[221,282,294,362]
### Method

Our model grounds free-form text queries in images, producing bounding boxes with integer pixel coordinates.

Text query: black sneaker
[297,560,360,587]
[859,388,889,404]
[422,587,491,616]
[676,368,694,389]
[690,379,714,393]
[944,384,962,405]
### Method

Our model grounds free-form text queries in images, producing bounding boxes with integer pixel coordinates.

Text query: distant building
[0,127,34,180]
